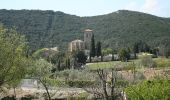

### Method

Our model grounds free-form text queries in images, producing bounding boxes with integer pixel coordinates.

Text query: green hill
[0,9,170,51]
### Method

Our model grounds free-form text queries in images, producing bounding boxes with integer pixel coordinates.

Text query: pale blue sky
[0,0,170,17]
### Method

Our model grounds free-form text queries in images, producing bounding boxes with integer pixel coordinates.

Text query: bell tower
[84,29,93,50]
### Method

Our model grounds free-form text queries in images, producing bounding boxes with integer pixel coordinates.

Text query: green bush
[66,80,95,88]
[140,55,156,68]
[107,80,129,88]
[154,58,170,68]
[1,96,16,100]
[20,94,39,100]
[125,80,170,100]
[57,69,96,81]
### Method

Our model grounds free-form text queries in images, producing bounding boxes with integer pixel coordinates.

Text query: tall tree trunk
[134,52,137,59]
[97,69,109,100]
[13,87,16,98]
[90,55,92,62]
[39,79,51,100]
[111,69,115,99]
[102,80,109,100]
[101,54,103,62]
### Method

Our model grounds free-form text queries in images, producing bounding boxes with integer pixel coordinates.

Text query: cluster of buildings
[68,29,93,55]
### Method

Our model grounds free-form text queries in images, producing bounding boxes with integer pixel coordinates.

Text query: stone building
[84,29,93,50]
[68,29,93,53]
[68,39,85,52]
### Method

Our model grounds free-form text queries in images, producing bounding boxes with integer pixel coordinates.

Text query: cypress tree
[67,58,70,69]
[96,41,102,57]
[90,34,96,57]
[57,60,61,71]
[133,42,139,59]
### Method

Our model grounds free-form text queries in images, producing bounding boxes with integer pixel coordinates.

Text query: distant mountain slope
[0,9,170,51]
[85,10,170,49]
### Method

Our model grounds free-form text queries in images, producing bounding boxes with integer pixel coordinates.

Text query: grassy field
[86,60,140,70]
[154,58,170,68]
[86,57,170,70]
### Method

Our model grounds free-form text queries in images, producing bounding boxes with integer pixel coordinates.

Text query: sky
[0,0,170,17]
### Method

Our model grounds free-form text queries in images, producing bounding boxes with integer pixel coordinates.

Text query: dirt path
[7,87,86,99]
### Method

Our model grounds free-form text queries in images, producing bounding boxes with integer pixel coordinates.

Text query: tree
[102,48,113,56]
[0,25,30,87]
[57,59,61,71]
[69,50,87,68]
[96,69,109,100]
[90,34,96,57]
[140,55,155,68]
[133,42,139,59]
[84,69,125,100]
[150,48,159,57]
[96,41,102,57]
[76,51,87,65]
[65,57,71,69]
[33,59,53,100]
[119,48,130,62]
[158,45,169,58]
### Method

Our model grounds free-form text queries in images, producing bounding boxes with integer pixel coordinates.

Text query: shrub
[140,55,156,68]
[57,69,96,81]
[20,95,37,100]
[154,58,170,68]
[1,96,16,100]
[65,80,95,88]
[108,80,129,88]
[118,48,130,62]
[125,80,170,100]
[122,62,136,71]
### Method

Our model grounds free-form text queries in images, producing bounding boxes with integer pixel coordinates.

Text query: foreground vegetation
[125,80,170,100]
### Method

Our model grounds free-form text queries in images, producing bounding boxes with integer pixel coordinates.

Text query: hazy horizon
[1,8,169,18]
[0,0,170,17]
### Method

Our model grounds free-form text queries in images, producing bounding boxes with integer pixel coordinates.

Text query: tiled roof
[84,29,93,32]
[71,39,84,43]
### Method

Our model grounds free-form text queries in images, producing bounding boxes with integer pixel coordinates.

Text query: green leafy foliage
[0,10,170,51]
[154,58,170,68]
[75,51,87,64]
[65,80,95,88]
[90,34,96,57]
[33,59,54,99]
[96,41,102,57]
[0,25,31,86]
[33,59,53,80]
[125,80,170,100]
[118,48,130,62]
[140,55,156,68]
[102,48,113,56]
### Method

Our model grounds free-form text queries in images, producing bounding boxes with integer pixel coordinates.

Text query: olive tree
[84,69,125,100]
[33,59,53,100]
[118,48,130,62]
[0,25,30,88]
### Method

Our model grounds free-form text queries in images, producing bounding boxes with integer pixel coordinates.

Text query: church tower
[84,29,93,50]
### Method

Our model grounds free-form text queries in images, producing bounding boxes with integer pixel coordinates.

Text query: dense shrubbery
[57,69,96,81]
[1,96,16,100]
[0,24,31,87]
[107,80,129,88]
[154,58,170,68]
[140,55,156,68]
[20,95,38,100]
[65,80,95,88]
[125,80,170,100]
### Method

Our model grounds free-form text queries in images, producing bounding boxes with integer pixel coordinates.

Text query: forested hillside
[0,9,170,51]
